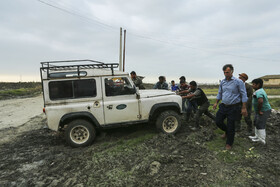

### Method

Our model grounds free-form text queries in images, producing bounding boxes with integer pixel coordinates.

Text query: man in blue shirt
[213,64,248,150]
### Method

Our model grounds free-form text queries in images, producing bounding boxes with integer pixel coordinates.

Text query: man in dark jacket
[130,71,145,89]
[182,81,215,130]
[153,76,168,90]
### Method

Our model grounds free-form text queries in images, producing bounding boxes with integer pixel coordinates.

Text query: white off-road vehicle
[40,60,183,147]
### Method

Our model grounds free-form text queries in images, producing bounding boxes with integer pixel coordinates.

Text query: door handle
[107,105,113,110]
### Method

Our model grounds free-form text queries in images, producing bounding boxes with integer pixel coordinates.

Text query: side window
[105,77,135,97]
[49,81,73,100]
[74,79,96,98]
[49,79,96,100]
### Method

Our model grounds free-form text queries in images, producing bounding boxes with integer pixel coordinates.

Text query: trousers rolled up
[215,103,241,146]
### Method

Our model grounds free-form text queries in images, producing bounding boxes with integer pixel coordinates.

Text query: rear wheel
[156,110,181,134]
[65,119,96,147]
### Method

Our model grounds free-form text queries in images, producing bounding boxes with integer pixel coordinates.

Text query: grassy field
[208,98,280,110]
[205,88,280,110]
[203,88,280,96]
[0,82,41,100]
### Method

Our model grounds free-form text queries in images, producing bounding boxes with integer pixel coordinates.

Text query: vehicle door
[102,76,140,124]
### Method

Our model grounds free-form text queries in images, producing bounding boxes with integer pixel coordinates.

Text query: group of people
[130,65,272,150]
[214,64,271,150]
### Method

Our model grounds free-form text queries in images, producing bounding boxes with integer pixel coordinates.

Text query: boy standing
[249,78,271,144]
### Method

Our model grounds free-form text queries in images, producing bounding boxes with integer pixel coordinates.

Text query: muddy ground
[0,98,280,186]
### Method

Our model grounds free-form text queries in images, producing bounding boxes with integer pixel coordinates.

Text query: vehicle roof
[41,68,128,80]
[40,60,128,80]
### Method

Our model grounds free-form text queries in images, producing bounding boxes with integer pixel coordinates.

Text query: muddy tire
[156,110,181,134]
[65,119,96,148]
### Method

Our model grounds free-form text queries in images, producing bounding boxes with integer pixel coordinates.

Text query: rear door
[102,76,140,124]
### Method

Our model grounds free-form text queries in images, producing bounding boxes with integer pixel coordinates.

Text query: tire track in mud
[0,111,280,186]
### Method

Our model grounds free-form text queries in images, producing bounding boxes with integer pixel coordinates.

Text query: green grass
[208,96,280,111]
[203,88,280,96]
[205,127,261,186]
[269,98,280,110]
[0,86,41,99]
[203,88,219,96]
[206,128,260,164]
[264,88,280,95]
[92,132,157,161]
[87,132,158,186]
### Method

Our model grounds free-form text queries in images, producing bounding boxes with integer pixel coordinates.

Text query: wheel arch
[59,112,100,129]
[149,102,181,122]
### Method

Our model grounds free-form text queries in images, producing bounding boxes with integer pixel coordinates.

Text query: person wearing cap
[130,71,145,89]
[235,73,253,133]
[153,76,168,90]
[213,64,248,150]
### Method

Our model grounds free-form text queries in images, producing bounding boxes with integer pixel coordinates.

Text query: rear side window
[49,79,96,100]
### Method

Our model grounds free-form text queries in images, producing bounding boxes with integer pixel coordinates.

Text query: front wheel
[65,119,96,148]
[156,110,181,134]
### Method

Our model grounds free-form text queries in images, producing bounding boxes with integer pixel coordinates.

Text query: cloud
[0,0,279,83]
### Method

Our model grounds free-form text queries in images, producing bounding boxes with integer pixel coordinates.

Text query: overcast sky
[0,0,279,83]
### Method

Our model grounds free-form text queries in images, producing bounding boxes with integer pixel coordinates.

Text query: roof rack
[40,59,119,79]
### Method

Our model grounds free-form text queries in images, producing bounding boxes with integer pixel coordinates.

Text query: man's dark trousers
[216,103,241,146]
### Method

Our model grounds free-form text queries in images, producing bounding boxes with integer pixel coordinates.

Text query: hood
[139,89,175,98]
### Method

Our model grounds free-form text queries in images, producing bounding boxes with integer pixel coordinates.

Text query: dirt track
[0,96,43,130]
[0,97,280,186]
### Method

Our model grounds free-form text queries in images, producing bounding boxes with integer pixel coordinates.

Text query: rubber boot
[259,129,266,144]
[249,127,258,139]
[252,129,266,144]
